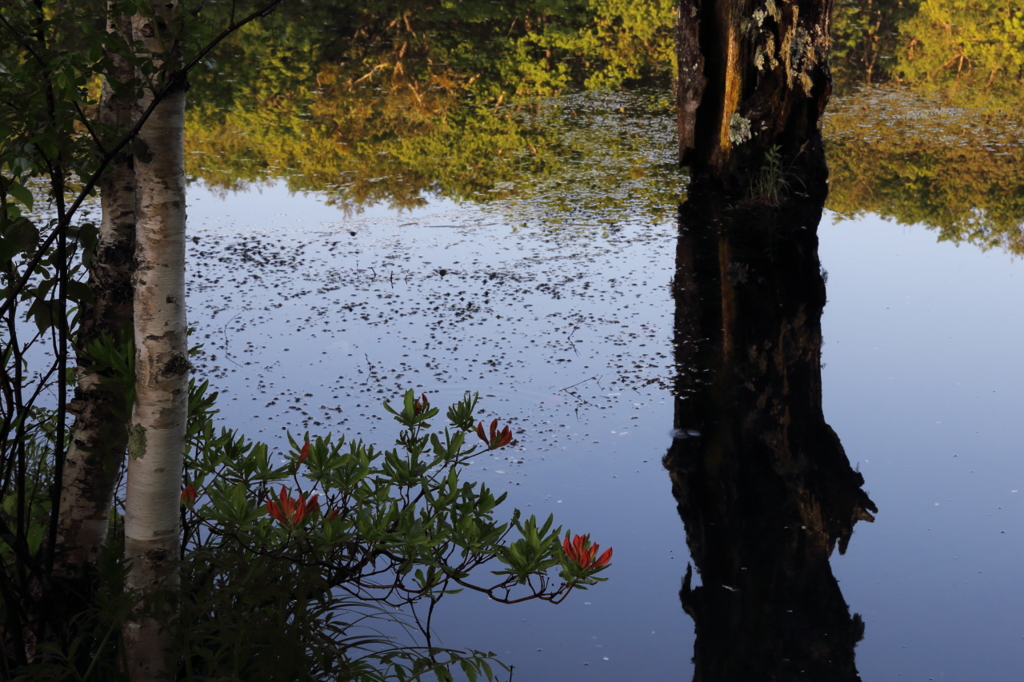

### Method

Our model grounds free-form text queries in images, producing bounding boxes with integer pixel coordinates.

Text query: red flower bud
[562,533,613,570]
[476,419,513,449]
[180,484,197,508]
[266,485,320,527]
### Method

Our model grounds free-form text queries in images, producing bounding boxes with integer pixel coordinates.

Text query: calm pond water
[184,88,1024,681]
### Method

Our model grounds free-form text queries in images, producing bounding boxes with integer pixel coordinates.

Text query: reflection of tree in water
[664,196,877,681]
[183,0,676,214]
[825,88,1024,255]
[831,0,1024,98]
[830,0,919,89]
[897,1,1024,103]
[183,1,1023,251]
[826,0,1024,256]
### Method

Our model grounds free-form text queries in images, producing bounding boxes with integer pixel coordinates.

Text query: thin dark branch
[178,0,286,81]
[45,159,69,576]
[73,100,109,157]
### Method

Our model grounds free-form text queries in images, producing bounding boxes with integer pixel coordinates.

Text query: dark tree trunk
[55,6,136,597]
[670,5,867,675]
[677,0,834,199]
[664,198,876,682]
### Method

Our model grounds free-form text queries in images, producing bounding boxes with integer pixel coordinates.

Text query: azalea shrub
[167,383,612,681]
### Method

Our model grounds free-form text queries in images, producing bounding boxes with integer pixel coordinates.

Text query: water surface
[185,88,1024,681]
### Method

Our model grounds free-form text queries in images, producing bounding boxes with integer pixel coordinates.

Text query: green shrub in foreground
[15,386,611,681]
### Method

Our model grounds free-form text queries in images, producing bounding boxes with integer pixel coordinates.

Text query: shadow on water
[663,195,878,681]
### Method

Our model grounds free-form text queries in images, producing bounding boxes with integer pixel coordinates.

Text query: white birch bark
[123,3,188,679]
[56,4,136,587]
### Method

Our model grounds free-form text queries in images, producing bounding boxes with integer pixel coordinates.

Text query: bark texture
[664,196,876,681]
[677,0,833,198]
[55,6,136,592]
[123,4,188,680]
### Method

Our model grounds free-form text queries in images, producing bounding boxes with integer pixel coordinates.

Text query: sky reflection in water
[185,91,1024,681]
[821,212,1024,682]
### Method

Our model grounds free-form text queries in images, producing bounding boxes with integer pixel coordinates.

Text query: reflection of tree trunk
[664,197,876,682]
[677,0,832,199]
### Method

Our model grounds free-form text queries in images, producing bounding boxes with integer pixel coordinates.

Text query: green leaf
[27,524,44,555]
[459,659,478,682]
[28,297,60,334]
[7,181,34,210]
[0,217,38,263]
[65,280,95,304]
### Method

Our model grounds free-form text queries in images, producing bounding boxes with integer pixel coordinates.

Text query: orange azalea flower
[563,533,613,570]
[476,418,513,449]
[180,484,197,508]
[298,441,311,463]
[413,393,430,415]
[266,485,320,527]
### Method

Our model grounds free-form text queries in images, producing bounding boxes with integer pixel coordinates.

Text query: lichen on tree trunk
[677,0,834,200]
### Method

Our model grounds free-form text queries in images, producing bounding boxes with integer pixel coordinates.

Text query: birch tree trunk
[677,0,834,199]
[55,5,136,595]
[123,2,188,679]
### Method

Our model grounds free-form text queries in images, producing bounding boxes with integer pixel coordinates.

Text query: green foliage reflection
[184,11,684,227]
[897,1,1024,103]
[831,0,920,88]
[184,0,1024,252]
[825,87,1024,254]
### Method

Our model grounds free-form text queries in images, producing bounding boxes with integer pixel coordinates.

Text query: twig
[566,325,580,356]
[559,375,599,405]
[222,312,243,367]
[559,376,598,393]
[72,101,108,156]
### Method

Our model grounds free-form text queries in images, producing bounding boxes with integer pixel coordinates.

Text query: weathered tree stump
[677,0,833,200]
